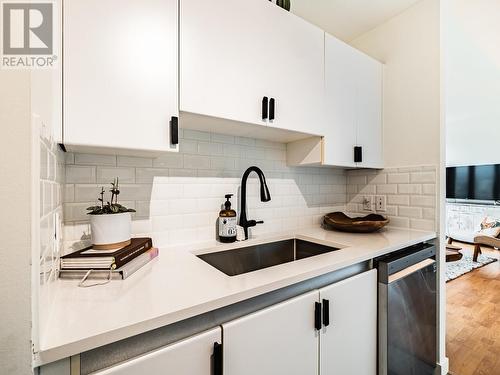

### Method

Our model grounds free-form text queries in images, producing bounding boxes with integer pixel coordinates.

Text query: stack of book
[59,238,158,280]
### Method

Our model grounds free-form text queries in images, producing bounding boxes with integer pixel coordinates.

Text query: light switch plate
[376,196,387,212]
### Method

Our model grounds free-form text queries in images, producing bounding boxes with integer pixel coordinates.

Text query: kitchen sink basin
[197,239,341,276]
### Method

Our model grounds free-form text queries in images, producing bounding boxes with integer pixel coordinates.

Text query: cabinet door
[181,0,270,127]
[93,328,221,375]
[324,34,357,167]
[356,54,383,169]
[319,270,377,375]
[263,5,325,135]
[181,0,324,135]
[223,291,319,375]
[64,0,178,153]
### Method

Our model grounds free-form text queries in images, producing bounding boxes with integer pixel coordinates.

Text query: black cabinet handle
[170,116,179,145]
[269,98,275,120]
[354,146,362,163]
[322,299,330,327]
[213,342,223,375]
[262,96,269,120]
[314,302,322,331]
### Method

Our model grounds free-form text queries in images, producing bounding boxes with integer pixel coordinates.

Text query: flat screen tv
[446,164,500,201]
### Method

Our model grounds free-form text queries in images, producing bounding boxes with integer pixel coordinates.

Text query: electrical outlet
[376,196,387,212]
[362,196,373,211]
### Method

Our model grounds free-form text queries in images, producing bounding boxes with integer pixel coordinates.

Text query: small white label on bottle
[219,217,237,238]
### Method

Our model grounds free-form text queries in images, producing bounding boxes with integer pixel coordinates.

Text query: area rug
[446,254,498,282]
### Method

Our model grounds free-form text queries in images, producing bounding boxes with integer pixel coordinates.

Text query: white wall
[0,71,33,374]
[445,0,500,167]
[351,0,441,169]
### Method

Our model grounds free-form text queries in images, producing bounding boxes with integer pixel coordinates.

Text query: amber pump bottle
[218,194,237,243]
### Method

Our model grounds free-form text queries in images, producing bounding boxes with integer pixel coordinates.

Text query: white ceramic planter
[90,212,132,250]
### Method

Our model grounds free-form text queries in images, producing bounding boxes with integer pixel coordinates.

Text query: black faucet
[239,166,271,240]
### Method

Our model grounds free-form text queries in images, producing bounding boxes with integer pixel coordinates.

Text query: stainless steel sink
[197,239,341,276]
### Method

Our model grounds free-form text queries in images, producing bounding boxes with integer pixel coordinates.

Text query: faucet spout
[239,166,272,240]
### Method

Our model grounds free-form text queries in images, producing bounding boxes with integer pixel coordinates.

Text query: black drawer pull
[322,299,330,327]
[269,98,275,120]
[314,302,322,331]
[213,342,222,375]
[354,146,362,163]
[262,96,269,120]
[170,116,179,145]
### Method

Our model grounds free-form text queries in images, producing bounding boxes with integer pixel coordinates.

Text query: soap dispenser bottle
[218,194,237,243]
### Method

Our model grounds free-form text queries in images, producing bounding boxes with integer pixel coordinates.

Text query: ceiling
[291,0,422,42]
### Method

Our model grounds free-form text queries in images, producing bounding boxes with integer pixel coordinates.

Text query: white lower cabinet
[319,269,377,375]
[222,291,319,375]
[222,270,377,375]
[92,328,221,375]
[88,271,376,375]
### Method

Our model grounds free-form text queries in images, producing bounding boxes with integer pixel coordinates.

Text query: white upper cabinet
[324,35,358,167]
[180,0,325,136]
[324,33,383,168]
[319,270,377,375]
[222,291,319,375]
[260,4,325,135]
[63,0,179,154]
[356,54,383,168]
[92,328,221,375]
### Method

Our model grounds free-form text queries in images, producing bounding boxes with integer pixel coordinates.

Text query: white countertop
[36,226,436,366]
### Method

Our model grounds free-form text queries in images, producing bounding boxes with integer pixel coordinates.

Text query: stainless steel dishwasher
[376,241,437,375]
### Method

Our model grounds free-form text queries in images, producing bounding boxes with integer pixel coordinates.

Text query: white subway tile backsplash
[74,184,99,202]
[347,175,367,185]
[346,166,438,231]
[387,195,410,206]
[75,153,116,166]
[153,153,184,168]
[387,173,410,184]
[151,184,184,200]
[198,142,224,156]
[399,206,423,219]
[135,168,170,183]
[96,167,135,183]
[180,140,198,154]
[410,195,436,208]
[422,184,436,195]
[388,216,410,228]
[62,130,354,248]
[183,129,211,141]
[117,156,153,168]
[398,184,422,194]
[39,135,65,287]
[223,144,242,158]
[423,208,436,220]
[118,184,153,201]
[211,133,235,144]
[368,173,388,185]
[66,165,96,183]
[377,184,398,195]
[210,156,235,170]
[183,154,210,169]
[235,136,256,146]
[410,171,436,183]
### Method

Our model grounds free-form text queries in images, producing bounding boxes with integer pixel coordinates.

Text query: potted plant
[87,178,136,250]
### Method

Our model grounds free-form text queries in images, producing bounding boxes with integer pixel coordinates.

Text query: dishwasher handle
[388,258,436,284]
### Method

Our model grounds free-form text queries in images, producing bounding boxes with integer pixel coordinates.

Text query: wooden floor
[447,242,500,375]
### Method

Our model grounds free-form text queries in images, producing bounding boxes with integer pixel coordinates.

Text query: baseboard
[436,357,449,374]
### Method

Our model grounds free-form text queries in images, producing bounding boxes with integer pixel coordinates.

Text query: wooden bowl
[322,212,390,233]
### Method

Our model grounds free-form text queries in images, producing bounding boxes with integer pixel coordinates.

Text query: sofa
[448,216,500,262]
